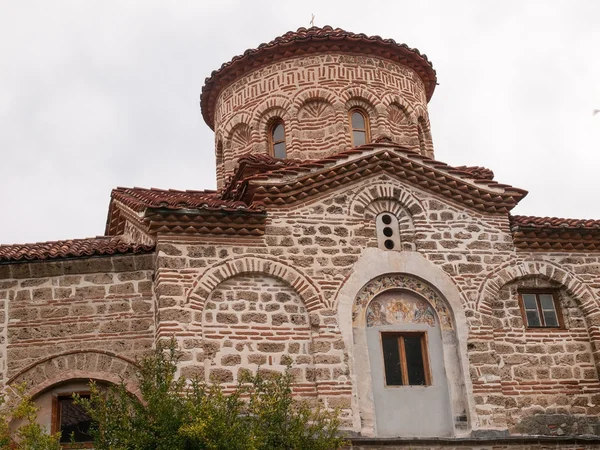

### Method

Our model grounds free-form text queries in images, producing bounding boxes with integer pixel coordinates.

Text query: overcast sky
[1,1,599,245]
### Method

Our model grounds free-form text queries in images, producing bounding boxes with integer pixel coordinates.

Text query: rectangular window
[52,393,93,444]
[519,291,561,328]
[381,332,431,386]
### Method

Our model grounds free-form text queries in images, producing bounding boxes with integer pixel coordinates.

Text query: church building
[1,26,600,448]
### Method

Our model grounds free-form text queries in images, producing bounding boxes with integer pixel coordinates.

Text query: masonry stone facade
[1,26,600,449]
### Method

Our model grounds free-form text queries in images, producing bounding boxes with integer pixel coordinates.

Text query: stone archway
[335,249,472,437]
[186,256,327,312]
[7,350,139,398]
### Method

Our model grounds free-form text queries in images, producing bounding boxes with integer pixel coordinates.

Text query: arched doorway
[352,273,461,437]
[365,289,453,436]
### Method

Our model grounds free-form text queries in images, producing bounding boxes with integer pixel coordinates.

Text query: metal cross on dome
[310,14,315,27]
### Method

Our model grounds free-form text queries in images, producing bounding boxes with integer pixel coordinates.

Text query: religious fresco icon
[366,296,436,327]
[353,273,453,330]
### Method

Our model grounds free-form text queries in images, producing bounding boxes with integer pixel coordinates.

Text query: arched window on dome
[349,109,370,146]
[269,120,287,158]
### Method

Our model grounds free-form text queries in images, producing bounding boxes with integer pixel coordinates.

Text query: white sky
[1,0,599,245]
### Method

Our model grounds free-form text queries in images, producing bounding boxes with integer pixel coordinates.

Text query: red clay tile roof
[224,143,528,214]
[511,215,600,229]
[111,187,264,213]
[0,236,154,263]
[201,26,437,130]
[106,187,267,238]
[454,166,495,181]
[510,215,600,252]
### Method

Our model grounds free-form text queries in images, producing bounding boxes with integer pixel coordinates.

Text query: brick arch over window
[340,86,382,110]
[251,95,292,119]
[348,181,425,219]
[364,199,416,251]
[7,350,139,398]
[476,260,597,316]
[186,256,327,312]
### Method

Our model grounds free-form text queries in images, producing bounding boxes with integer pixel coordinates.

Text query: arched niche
[335,249,472,437]
[353,274,462,437]
[200,273,315,389]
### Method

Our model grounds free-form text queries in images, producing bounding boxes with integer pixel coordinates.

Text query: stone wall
[1,176,598,440]
[149,174,600,436]
[213,54,434,187]
[0,254,155,395]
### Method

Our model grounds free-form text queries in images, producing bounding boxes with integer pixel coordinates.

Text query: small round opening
[382,214,392,225]
[383,227,393,237]
[384,240,395,250]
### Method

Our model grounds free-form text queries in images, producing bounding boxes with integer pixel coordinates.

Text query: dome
[200,26,437,130]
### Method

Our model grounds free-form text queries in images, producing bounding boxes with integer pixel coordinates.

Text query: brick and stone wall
[145,174,600,438]
[0,173,599,445]
[213,54,434,187]
[0,254,155,396]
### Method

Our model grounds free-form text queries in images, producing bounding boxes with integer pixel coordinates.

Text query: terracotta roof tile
[510,215,600,252]
[201,26,437,129]
[112,187,264,213]
[454,165,495,181]
[224,143,528,214]
[511,215,600,229]
[0,236,154,263]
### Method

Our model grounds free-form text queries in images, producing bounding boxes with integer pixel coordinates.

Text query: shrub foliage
[75,340,346,450]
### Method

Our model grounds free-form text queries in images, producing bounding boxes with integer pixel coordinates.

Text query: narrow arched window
[349,109,370,146]
[269,121,286,158]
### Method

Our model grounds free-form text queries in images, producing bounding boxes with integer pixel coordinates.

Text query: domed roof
[200,26,437,130]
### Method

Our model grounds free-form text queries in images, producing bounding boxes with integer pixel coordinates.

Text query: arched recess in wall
[228,123,253,153]
[352,274,466,437]
[387,102,419,149]
[185,256,328,312]
[295,98,343,157]
[7,350,139,399]
[484,267,600,434]
[334,250,472,436]
[200,273,316,390]
[222,111,253,147]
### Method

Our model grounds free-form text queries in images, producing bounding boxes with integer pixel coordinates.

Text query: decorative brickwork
[7,350,139,398]
[213,53,433,185]
[1,25,600,449]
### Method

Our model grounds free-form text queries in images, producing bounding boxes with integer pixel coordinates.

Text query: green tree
[0,385,62,450]
[77,340,346,450]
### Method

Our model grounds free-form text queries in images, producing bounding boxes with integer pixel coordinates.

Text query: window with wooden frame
[519,291,562,328]
[381,332,431,386]
[269,120,286,158]
[51,392,93,445]
[349,109,370,146]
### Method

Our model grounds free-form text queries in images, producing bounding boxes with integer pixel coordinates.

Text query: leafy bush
[77,340,346,450]
[0,385,62,450]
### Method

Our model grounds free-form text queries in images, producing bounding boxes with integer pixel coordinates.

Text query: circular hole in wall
[384,240,395,250]
[382,214,392,225]
[383,227,393,237]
